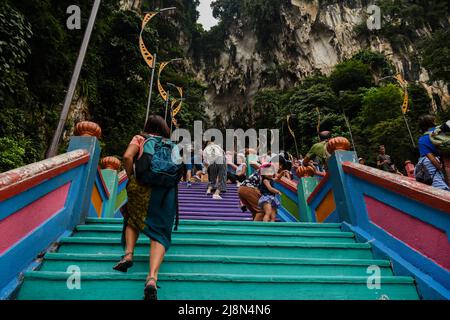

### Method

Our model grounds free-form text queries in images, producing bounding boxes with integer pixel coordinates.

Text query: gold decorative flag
[172,86,183,117]
[157,62,171,101]
[402,89,409,114]
[316,107,321,137]
[394,74,406,87]
[287,115,296,139]
[170,99,178,126]
[394,74,409,114]
[139,12,157,69]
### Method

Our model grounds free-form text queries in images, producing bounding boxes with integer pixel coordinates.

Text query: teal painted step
[85,218,343,232]
[56,237,373,259]
[39,253,394,277]
[18,272,419,300]
[73,226,355,243]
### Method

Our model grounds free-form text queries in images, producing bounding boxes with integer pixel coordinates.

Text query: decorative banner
[172,86,183,117]
[139,12,157,69]
[316,107,321,137]
[171,99,178,127]
[157,61,171,101]
[402,88,409,114]
[394,74,409,114]
[286,115,296,139]
[394,74,406,87]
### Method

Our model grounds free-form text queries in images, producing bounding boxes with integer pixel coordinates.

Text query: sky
[197,0,219,30]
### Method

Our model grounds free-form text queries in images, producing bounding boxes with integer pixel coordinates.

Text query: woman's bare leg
[263,203,272,222]
[271,208,277,222]
[254,213,264,221]
[124,225,139,260]
[147,241,166,285]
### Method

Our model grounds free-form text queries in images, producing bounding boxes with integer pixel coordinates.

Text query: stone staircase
[178,182,253,221]
[16,183,419,300]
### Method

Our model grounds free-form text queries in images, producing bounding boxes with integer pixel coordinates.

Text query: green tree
[360,84,403,126]
[419,29,450,83]
[329,60,373,93]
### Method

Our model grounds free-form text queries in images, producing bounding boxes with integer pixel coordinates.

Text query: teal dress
[122,136,178,251]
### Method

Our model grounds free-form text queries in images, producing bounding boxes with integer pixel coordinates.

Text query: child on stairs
[256,163,282,222]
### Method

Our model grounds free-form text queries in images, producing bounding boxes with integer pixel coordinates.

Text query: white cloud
[197,0,219,30]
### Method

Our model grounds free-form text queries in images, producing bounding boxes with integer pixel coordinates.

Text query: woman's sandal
[144,277,160,301]
[113,252,134,273]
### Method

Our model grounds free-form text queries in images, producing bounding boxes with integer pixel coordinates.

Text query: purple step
[180,193,239,198]
[179,208,246,214]
[178,197,240,202]
[179,212,252,218]
[178,182,252,221]
[180,216,253,221]
[179,200,240,205]
[179,188,239,192]
[179,204,241,209]
[179,191,239,195]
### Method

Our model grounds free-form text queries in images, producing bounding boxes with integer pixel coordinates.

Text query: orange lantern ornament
[75,121,102,138]
[326,137,351,154]
[100,156,121,171]
[296,165,316,178]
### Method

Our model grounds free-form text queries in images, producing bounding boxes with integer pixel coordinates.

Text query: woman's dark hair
[418,115,436,133]
[319,131,331,141]
[144,115,170,139]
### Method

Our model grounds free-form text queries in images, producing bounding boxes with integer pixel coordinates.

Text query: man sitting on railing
[302,131,331,171]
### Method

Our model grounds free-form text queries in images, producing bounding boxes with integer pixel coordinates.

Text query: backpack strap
[174,184,179,231]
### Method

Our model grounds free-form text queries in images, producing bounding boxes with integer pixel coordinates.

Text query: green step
[56,237,373,260]
[73,226,355,243]
[17,272,419,300]
[85,218,342,230]
[39,253,393,277]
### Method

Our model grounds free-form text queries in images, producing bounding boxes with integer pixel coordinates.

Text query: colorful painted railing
[89,166,128,219]
[275,169,328,223]
[275,138,449,299]
[275,178,299,222]
[0,133,101,299]
[336,156,450,300]
[300,139,449,299]
[0,121,130,299]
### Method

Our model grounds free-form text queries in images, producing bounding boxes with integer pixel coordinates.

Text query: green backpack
[428,126,450,156]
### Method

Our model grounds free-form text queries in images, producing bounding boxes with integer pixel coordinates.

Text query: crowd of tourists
[113,113,449,300]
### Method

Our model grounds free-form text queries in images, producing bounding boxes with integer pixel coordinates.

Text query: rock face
[190,0,449,124]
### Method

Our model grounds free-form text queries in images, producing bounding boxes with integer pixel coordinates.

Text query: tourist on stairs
[415,115,450,191]
[203,139,227,199]
[238,169,263,219]
[113,115,179,300]
[186,144,204,187]
[256,163,282,222]
[227,153,247,185]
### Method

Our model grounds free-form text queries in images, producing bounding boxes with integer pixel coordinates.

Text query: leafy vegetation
[419,29,450,83]
[251,51,438,170]
[0,0,207,172]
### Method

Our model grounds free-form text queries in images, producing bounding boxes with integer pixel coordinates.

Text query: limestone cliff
[189,0,449,124]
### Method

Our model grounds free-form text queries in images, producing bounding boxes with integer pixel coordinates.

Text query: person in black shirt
[257,163,282,222]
